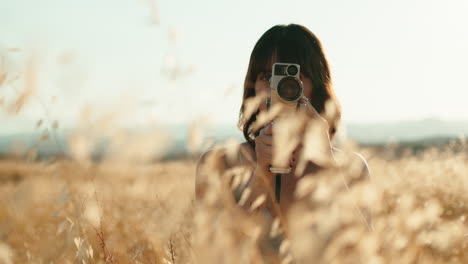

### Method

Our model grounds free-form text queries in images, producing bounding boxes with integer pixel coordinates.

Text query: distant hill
[346,118,468,144]
[0,118,467,160]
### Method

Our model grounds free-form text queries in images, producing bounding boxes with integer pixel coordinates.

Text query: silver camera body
[268,63,304,174]
[269,63,303,116]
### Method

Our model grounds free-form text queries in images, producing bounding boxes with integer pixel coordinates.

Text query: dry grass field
[3,2,468,263]
[1,141,468,264]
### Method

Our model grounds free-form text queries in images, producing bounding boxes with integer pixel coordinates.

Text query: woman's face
[254,65,313,113]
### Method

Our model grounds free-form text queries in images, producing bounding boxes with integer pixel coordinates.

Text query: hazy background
[3,2,468,263]
[1,0,468,154]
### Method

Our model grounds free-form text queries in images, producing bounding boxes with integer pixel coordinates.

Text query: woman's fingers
[262,123,273,136]
[255,139,272,155]
[256,133,272,146]
[256,123,273,146]
[254,136,273,169]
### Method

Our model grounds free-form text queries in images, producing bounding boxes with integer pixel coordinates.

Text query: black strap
[275,173,281,202]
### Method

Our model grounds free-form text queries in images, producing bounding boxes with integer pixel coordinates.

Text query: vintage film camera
[268,63,303,115]
[268,62,304,174]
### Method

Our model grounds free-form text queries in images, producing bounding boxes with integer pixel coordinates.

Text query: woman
[195,24,370,219]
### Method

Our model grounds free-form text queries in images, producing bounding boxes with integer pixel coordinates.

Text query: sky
[1,0,468,134]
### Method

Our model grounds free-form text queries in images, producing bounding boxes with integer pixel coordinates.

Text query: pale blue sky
[1,0,468,133]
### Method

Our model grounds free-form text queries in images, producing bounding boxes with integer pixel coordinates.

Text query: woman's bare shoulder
[196,148,226,176]
[198,142,254,167]
[195,148,226,201]
[196,142,254,174]
[195,142,254,200]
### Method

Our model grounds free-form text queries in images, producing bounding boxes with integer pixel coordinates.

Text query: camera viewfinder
[274,64,288,76]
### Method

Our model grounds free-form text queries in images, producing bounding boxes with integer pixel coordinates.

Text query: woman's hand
[295,96,335,174]
[254,123,274,174]
[254,96,329,174]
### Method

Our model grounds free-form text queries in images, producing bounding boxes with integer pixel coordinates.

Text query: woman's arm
[196,147,265,206]
[195,149,226,201]
[238,166,275,211]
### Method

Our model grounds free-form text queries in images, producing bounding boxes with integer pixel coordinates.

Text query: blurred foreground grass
[1,143,468,264]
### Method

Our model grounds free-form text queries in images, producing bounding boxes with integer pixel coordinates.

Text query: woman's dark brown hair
[238,24,341,148]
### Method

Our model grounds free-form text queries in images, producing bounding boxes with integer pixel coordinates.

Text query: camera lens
[287,65,298,76]
[277,77,302,101]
